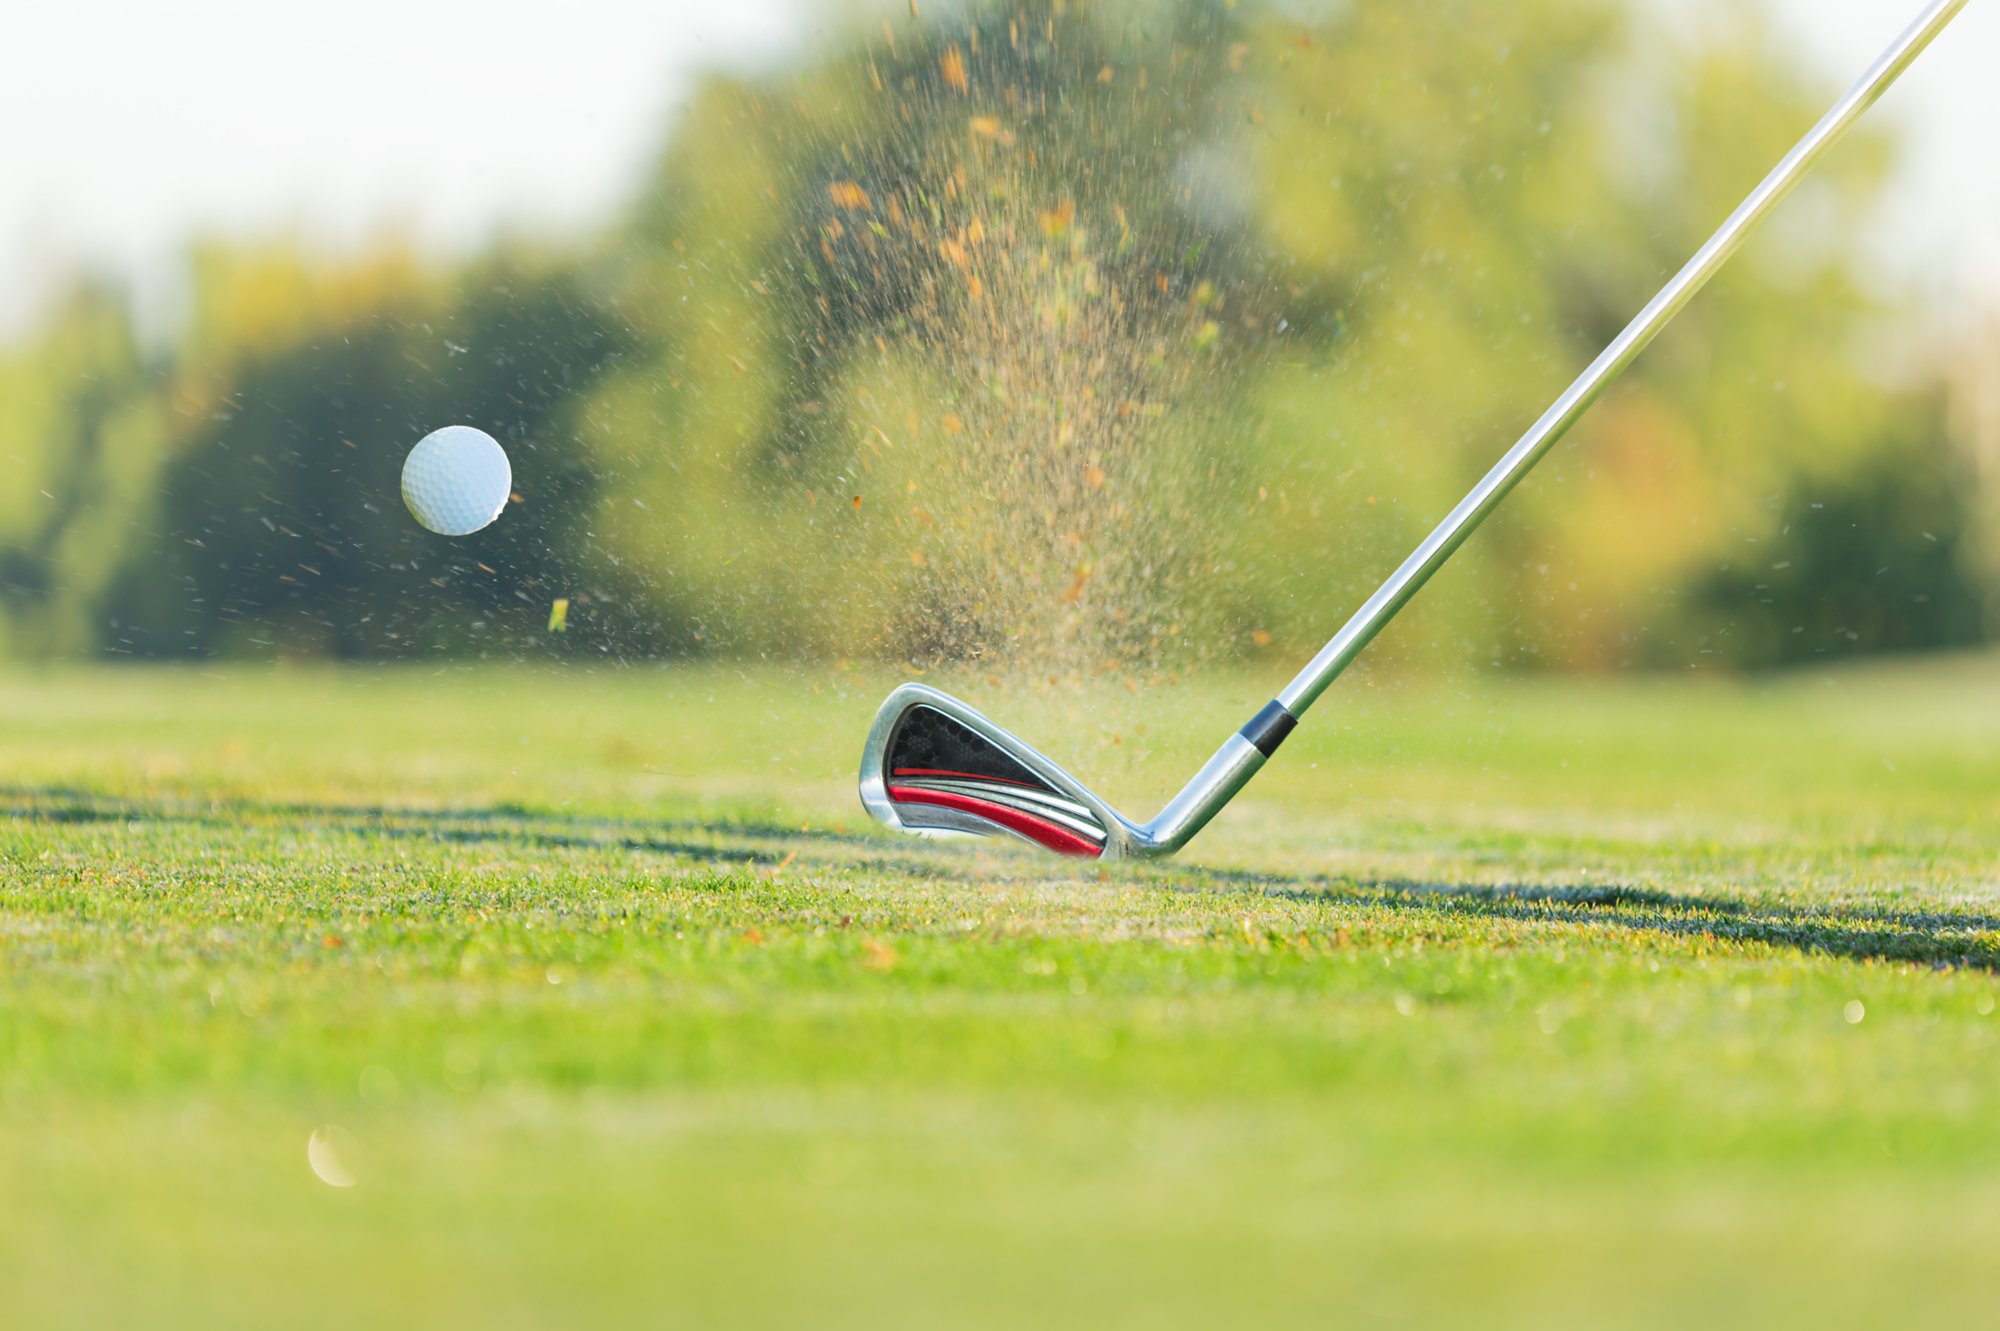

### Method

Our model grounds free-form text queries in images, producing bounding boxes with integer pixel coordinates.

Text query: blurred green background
[5,7,1998,1326]
[1,0,1992,674]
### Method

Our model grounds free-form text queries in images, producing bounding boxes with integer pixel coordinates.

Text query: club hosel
[1133,700,1298,855]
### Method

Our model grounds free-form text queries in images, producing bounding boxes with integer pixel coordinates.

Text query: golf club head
[858,684,1131,859]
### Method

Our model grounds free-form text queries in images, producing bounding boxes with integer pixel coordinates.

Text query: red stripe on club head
[891,767,1041,790]
[887,785,1104,858]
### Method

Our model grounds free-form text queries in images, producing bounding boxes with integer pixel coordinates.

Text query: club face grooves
[884,704,1109,857]
[859,687,1118,859]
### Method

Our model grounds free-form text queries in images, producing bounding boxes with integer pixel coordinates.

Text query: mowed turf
[2,658,1997,1329]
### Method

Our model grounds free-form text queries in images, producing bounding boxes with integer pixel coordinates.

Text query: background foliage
[0,0,1986,671]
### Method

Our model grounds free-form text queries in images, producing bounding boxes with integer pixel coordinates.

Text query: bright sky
[1762,0,1999,329]
[2,0,1994,338]
[0,0,812,334]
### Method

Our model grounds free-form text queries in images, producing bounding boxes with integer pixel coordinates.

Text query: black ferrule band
[1239,701,1298,758]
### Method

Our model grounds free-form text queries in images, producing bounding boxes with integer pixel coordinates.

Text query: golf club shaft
[1274,0,1968,718]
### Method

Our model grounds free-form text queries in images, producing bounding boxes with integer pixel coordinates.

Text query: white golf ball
[401,426,512,536]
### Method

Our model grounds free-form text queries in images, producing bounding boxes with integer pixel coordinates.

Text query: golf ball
[401,426,512,536]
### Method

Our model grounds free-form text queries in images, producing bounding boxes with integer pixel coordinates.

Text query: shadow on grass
[0,784,951,881]
[6,785,1997,973]
[1248,877,2000,974]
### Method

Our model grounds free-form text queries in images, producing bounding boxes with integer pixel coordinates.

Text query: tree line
[0,0,1985,671]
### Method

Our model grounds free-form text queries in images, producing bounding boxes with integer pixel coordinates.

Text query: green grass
[3,657,1998,1329]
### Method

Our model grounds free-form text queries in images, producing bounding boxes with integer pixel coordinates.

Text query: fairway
[3,658,1998,1329]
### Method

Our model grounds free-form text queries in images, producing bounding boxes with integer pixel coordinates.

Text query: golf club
[859,0,1969,860]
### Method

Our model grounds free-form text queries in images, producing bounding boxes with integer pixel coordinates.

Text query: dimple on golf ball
[401,426,512,536]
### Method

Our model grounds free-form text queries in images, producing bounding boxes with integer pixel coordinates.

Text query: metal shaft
[1274,0,1969,718]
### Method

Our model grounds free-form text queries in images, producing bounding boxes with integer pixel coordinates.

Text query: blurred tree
[1231,0,1981,670]
[588,0,1267,673]
[1950,316,2000,640]
[0,281,160,658]
[94,241,632,659]
[1687,394,1985,665]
